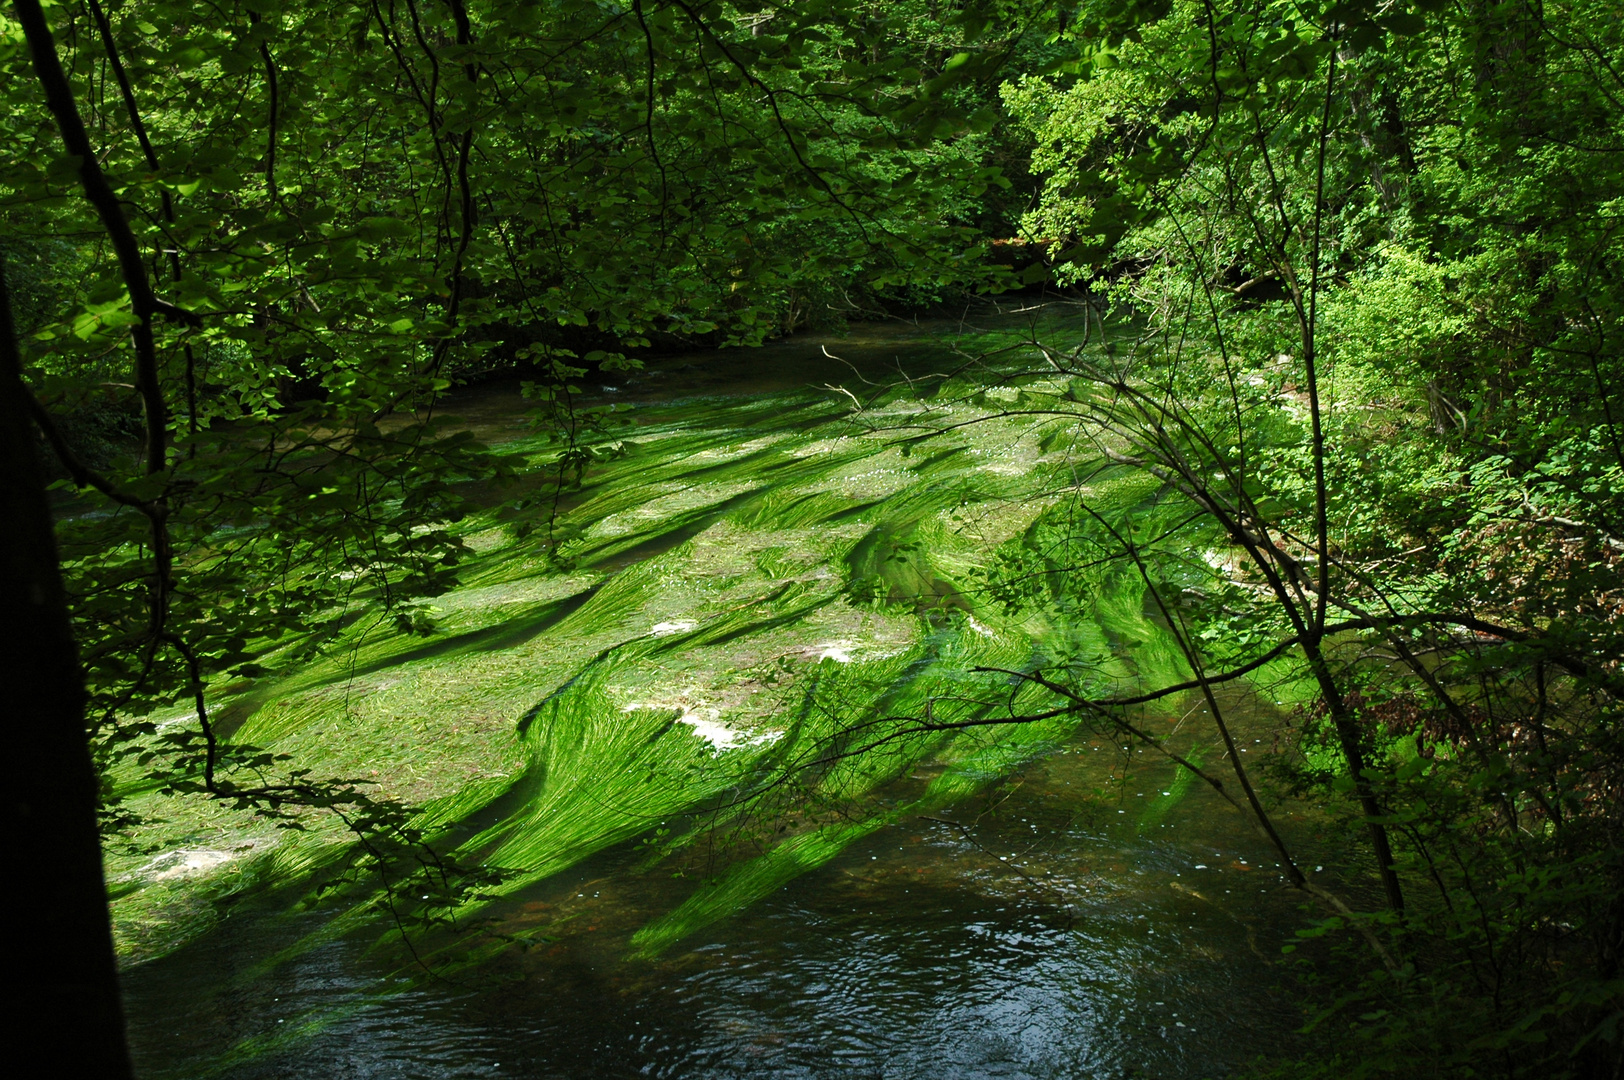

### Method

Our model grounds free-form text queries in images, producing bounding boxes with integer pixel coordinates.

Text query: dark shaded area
[1,253,133,1071]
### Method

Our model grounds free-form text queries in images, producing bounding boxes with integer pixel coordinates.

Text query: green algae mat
[104,315,1212,1009]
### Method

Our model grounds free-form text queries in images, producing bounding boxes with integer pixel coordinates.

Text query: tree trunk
[0,260,134,1075]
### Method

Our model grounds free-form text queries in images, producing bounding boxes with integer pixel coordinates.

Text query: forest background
[2,0,1621,1077]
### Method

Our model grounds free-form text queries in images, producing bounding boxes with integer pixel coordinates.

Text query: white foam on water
[622,702,778,752]
[129,842,270,882]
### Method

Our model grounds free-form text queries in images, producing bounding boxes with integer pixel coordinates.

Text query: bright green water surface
[118,311,1309,1078]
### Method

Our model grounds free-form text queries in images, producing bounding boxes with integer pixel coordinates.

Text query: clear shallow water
[125,744,1308,1078]
[120,310,1312,1078]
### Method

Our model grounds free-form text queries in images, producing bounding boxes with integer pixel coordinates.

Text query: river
[119,307,1314,1078]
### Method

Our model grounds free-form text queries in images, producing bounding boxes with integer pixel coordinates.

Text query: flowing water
[118,309,1316,1078]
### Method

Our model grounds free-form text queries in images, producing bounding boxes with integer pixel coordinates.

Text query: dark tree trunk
[0,261,134,1074]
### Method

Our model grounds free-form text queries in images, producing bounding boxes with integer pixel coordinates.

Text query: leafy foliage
[974,0,1624,1074]
[0,0,1025,867]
